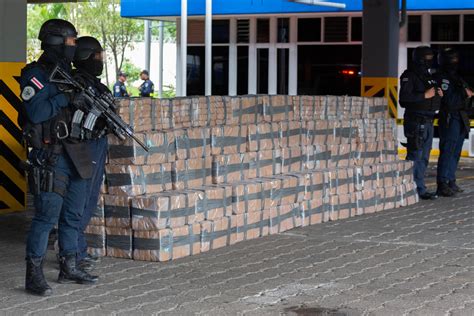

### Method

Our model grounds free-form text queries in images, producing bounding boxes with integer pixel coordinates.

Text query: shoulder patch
[441,83,449,91]
[21,86,36,101]
[402,78,409,82]
[115,86,120,93]
[30,76,44,90]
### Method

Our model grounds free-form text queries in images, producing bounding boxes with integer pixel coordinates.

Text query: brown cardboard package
[105,165,145,196]
[201,217,230,252]
[247,122,280,152]
[260,95,295,123]
[211,125,247,155]
[142,163,174,193]
[191,185,233,220]
[212,153,257,184]
[232,180,264,214]
[174,128,211,160]
[244,210,270,240]
[269,203,301,234]
[106,227,132,259]
[104,195,131,228]
[230,95,260,125]
[281,147,304,174]
[279,121,307,148]
[256,149,282,178]
[85,225,106,257]
[172,157,212,190]
[133,224,201,262]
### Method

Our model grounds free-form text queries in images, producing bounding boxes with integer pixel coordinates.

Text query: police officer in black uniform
[399,46,443,200]
[435,48,473,196]
[139,70,154,97]
[20,19,98,297]
[72,36,110,271]
[113,72,129,97]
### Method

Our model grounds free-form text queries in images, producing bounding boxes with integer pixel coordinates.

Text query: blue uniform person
[20,19,98,297]
[72,37,110,271]
[435,48,474,196]
[113,72,129,97]
[139,70,154,97]
[399,46,443,200]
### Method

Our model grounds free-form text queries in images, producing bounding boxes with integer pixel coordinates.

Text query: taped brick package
[231,180,264,214]
[331,143,351,168]
[104,195,131,228]
[133,224,201,262]
[230,210,270,242]
[281,147,304,174]
[260,95,294,123]
[380,141,397,163]
[279,121,307,148]
[172,157,212,190]
[116,98,154,132]
[201,217,230,252]
[131,191,199,231]
[360,189,377,214]
[211,125,247,155]
[256,149,282,178]
[269,203,301,234]
[174,127,211,160]
[105,163,172,196]
[276,174,306,205]
[353,142,379,166]
[192,185,233,220]
[89,196,105,226]
[107,131,176,165]
[383,186,397,211]
[299,198,326,226]
[247,122,280,152]
[153,98,174,130]
[254,177,281,209]
[85,225,106,257]
[106,227,132,259]
[212,153,257,184]
[230,95,260,125]
[301,170,327,200]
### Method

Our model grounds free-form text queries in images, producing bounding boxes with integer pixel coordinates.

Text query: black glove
[70,91,90,111]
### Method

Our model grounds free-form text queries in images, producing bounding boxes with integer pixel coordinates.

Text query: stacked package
[87,94,418,262]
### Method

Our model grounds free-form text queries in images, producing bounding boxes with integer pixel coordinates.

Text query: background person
[113,72,129,97]
[139,69,154,97]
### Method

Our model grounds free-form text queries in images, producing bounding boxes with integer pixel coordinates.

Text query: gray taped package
[247,122,280,152]
[172,157,213,190]
[232,180,264,214]
[106,227,132,259]
[200,217,231,252]
[85,225,106,257]
[211,125,247,156]
[103,195,131,228]
[133,224,201,262]
[174,127,211,160]
[260,95,294,123]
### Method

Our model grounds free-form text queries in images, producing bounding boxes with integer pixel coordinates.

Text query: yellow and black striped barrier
[0,62,27,214]
[361,77,398,118]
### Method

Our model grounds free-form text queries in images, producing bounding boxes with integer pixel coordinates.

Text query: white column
[180,0,188,97]
[248,17,257,95]
[158,21,164,98]
[421,13,431,45]
[144,20,152,73]
[205,0,212,96]
[289,16,298,96]
[229,18,237,96]
[268,17,277,95]
[176,19,182,96]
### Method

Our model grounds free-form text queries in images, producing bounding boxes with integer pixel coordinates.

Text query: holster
[62,141,93,179]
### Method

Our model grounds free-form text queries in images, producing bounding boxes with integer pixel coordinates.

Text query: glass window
[212,20,230,44]
[324,17,348,42]
[212,46,229,95]
[257,19,270,43]
[351,17,362,42]
[297,45,361,96]
[237,19,250,43]
[464,15,474,41]
[408,15,422,42]
[298,18,321,42]
[277,48,289,95]
[278,18,290,43]
[187,47,205,95]
[257,48,269,94]
[237,46,249,95]
[431,15,460,41]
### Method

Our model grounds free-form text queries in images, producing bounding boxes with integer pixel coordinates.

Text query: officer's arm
[399,73,425,103]
[20,71,69,124]
[122,85,129,97]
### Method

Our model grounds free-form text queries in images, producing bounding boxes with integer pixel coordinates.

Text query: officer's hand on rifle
[71,90,90,111]
[437,88,444,97]
[465,88,473,98]
[425,87,436,99]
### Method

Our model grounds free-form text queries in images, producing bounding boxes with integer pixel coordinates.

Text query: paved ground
[0,163,473,316]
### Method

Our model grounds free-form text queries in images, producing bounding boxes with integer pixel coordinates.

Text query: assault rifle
[49,65,149,152]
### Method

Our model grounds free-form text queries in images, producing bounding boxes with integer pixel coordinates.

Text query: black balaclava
[412,46,434,75]
[75,56,104,77]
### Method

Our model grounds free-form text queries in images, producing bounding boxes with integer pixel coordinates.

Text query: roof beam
[289,0,346,9]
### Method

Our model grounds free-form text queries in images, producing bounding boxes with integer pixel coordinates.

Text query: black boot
[449,181,464,193]
[58,255,98,284]
[25,257,52,296]
[437,182,456,197]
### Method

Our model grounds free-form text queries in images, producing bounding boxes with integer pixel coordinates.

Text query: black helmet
[73,36,105,76]
[38,19,77,46]
[74,36,103,61]
[412,46,434,69]
[438,48,459,67]
[140,70,149,76]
